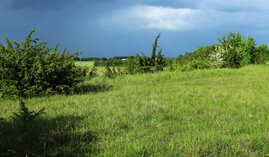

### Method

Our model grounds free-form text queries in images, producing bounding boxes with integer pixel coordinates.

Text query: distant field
[75,61,106,75]
[1,64,269,156]
[75,61,94,67]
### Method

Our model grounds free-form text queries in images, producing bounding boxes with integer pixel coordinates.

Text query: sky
[1,0,269,58]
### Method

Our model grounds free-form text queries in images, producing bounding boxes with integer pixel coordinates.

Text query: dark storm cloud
[1,0,269,57]
[9,0,73,10]
[8,0,116,11]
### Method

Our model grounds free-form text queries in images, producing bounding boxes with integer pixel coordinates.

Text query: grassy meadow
[1,64,269,156]
[75,61,107,75]
[75,61,95,67]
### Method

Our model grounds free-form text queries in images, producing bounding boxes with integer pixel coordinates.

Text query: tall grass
[1,64,269,156]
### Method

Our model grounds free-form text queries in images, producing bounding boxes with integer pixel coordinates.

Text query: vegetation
[88,65,98,78]
[1,64,269,156]
[1,30,269,156]
[75,61,95,67]
[125,33,166,74]
[74,56,132,61]
[94,59,126,67]
[174,32,269,71]
[12,99,45,122]
[0,29,87,97]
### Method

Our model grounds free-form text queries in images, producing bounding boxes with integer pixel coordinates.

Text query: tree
[151,33,161,66]
[155,49,165,71]
[253,44,269,64]
[218,32,244,68]
[141,53,151,73]
[240,36,255,66]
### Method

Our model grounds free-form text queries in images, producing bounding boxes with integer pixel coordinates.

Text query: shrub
[209,45,226,68]
[125,33,165,74]
[89,65,98,78]
[104,64,115,78]
[12,99,45,122]
[0,29,87,97]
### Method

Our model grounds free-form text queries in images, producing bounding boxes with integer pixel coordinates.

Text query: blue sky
[1,0,269,57]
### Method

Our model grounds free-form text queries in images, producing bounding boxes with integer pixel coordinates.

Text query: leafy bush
[0,29,87,97]
[175,46,214,71]
[209,45,226,68]
[253,44,269,64]
[104,64,115,78]
[88,65,98,78]
[174,32,269,71]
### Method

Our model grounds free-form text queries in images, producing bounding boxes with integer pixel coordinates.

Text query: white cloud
[98,2,269,32]
[105,5,206,31]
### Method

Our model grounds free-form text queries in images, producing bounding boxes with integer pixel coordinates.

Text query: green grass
[75,61,95,67]
[1,64,269,156]
[75,61,107,75]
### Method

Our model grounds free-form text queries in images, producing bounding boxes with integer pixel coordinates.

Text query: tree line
[172,32,269,71]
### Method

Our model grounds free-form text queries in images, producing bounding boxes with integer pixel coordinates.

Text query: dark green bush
[125,33,166,74]
[104,64,116,78]
[88,65,98,78]
[0,29,87,97]
[94,59,126,67]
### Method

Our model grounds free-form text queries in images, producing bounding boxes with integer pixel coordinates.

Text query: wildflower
[238,138,241,142]
[188,121,190,124]
[198,134,200,137]
[249,110,252,113]
[75,126,78,129]
[185,127,188,130]
[114,117,116,120]
[214,110,216,112]
[170,138,174,141]
[201,134,204,136]
[152,133,156,136]
[214,147,217,150]
[200,120,203,122]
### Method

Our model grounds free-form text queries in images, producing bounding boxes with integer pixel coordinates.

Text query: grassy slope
[1,64,269,156]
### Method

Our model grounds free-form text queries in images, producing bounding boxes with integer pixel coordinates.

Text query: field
[1,64,269,156]
[75,61,95,67]
[75,61,108,75]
